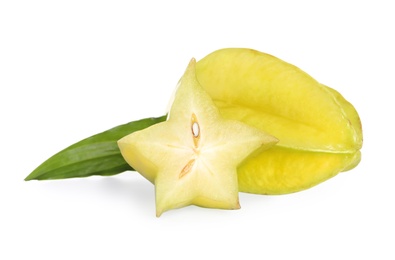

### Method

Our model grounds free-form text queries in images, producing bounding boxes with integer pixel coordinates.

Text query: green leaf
[25,116,167,181]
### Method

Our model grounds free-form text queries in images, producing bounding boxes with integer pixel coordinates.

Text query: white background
[1,1,394,259]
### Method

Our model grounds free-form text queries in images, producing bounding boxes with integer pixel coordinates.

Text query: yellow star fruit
[118,58,277,216]
[195,48,363,194]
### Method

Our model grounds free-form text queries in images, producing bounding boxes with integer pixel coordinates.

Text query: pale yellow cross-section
[118,58,277,216]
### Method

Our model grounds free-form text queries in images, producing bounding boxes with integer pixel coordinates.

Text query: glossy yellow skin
[196,48,362,194]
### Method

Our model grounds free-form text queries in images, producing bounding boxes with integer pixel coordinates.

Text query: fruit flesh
[118,58,277,215]
[195,48,362,194]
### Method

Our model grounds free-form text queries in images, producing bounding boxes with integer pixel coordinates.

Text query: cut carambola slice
[118,59,277,215]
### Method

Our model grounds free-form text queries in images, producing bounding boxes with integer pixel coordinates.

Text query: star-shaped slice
[118,58,277,216]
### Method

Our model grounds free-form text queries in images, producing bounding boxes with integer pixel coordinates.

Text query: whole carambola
[196,48,363,194]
